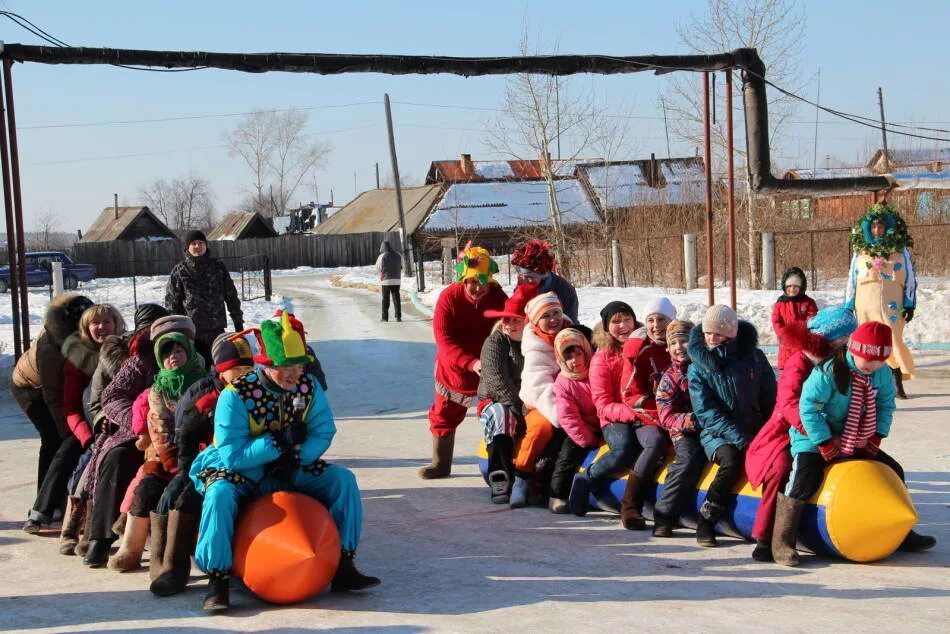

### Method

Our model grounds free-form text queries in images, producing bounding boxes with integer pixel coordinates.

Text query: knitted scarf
[840,369,877,454]
[153,357,207,400]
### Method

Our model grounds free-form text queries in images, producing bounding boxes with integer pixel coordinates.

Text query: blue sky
[1,0,947,231]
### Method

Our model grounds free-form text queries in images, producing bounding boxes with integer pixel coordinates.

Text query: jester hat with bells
[455,246,499,285]
[254,310,314,367]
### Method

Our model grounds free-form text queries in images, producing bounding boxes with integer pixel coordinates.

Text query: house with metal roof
[206,211,278,241]
[78,206,177,243]
[313,184,443,236]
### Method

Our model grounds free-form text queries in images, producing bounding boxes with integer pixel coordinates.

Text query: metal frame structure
[0,43,894,357]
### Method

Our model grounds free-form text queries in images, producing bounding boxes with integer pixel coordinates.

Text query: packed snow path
[0,273,947,632]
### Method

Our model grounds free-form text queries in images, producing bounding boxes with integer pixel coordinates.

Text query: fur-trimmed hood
[778,266,809,298]
[97,333,130,379]
[61,331,100,377]
[43,292,88,346]
[687,320,759,373]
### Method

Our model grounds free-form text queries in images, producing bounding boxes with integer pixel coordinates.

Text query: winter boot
[59,496,85,555]
[509,475,530,509]
[696,499,725,548]
[148,512,168,581]
[892,367,908,399]
[111,512,127,538]
[652,511,674,538]
[419,432,455,479]
[568,472,591,517]
[548,497,569,514]
[83,538,114,567]
[22,519,42,534]
[203,571,230,611]
[331,550,381,592]
[75,499,95,558]
[772,493,806,566]
[897,530,937,552]
[619,473,647,530]
[150,510,198,597]
[488,470,511,504]
[752,540,774,562]
[107,514,150,572]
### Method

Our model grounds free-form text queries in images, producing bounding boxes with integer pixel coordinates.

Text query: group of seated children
[477,280,935,564]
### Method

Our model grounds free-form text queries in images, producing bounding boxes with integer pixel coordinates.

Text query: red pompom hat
[511,239,555,274]
[849,321,892,361]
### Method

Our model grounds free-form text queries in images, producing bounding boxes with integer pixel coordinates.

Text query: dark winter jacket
[376,241,403,285]
[11,293,84,438]
[539,273,579,324]
[687,322,777,458]
[174,374,223,475]
[477,326,526,412]
[164,251,243,334]
[772,267,819,369]
[656,358,697,443]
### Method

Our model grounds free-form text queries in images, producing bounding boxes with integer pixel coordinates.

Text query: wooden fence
[72,231,401,278]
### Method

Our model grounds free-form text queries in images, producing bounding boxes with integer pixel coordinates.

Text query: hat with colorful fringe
[455,246,498,284]
[254,310,314,367]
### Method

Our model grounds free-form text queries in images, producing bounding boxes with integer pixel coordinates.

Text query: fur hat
[212,330,256,372]
[807,306,858,342]
[600,301,635,330]
[849,322,892,361]
[255,310,314,367]
[149,314,196,341]
[484,284,537,320]
[643,297,676,321]
[702,304,739,339]
[554,328,593,379]
[455,246,498,284]
[666,319,694,344]
[511,239,555,274]
[134,303,169,330]
[184,229,207,245]
[525,292,563,326]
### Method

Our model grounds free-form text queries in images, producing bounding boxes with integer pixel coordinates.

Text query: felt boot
[509,476,530,509]
[772,493,805,566]
[59,496,85,555]
[111,512,127,538]
[652,511,674,538]
[150,510,197,596]
[892,367,908,399]
[75,499,94,558]
[548,497,569,514]
[619,473,647,530]
[203,571,230,611]
[488,470,511,504]
[419,432,455,479]
[898,530,937,552]
[107,514,149,572]
[331,551,381,592]
[568,472,591,517]
[83,537,114,567]
[148,512,168,581]
[22,519,42,534]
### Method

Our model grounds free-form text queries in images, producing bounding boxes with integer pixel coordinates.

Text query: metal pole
[383,93,412,277]
[3,59,30,348]
[726,69,737,310]
[877,87,890,172]
[0,68,21,358]
[762,231,775,290]
[702,71,715,306]
[683,234,697,290]
[611,239,623,287]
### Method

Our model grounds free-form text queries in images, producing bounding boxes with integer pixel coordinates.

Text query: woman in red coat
[421,246,507,479]
[745,305,856,562]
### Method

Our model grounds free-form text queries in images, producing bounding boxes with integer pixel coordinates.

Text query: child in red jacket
[772,267,818,370]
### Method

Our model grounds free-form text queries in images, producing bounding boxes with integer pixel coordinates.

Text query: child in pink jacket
[548,329,598,513]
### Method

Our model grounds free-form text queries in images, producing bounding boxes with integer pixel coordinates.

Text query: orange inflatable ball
[232,491,341,605]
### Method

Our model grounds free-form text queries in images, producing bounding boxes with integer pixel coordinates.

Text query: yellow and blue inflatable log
[476,441,917,562]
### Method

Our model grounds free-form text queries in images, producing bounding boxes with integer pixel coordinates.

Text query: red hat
[484,284,538,320]
[849,322,892,361]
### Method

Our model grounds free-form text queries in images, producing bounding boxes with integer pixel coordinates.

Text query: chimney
[460,153,474,178]
[114,193,119,220]
[650,153,658,187]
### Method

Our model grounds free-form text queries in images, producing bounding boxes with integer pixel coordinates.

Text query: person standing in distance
[375,240,403,322]
[165,230,244,364]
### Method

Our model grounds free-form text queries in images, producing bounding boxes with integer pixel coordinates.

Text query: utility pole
[812,68,820,174]
[555,77,561,160]
[384,93,412,276]
[375,162,380,189]
[661,96,672,159]
[877,87,890,172]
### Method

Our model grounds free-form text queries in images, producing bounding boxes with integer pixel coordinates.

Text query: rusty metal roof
[425,157,585,184]
[79,206,177,243]
[206,211,277,240]
[313,184,444,235]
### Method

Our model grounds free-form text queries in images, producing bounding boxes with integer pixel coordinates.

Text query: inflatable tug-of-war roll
[477,441,918,563]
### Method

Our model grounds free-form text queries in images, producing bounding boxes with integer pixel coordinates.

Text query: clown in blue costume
[190,310,379,611]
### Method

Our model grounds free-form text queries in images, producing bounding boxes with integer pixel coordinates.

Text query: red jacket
[433,282,507,394]
[771,296,818,369]
[63,361,94,447]
[621,331,672,415]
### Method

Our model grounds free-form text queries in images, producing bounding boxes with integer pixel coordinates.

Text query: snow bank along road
[0,273,947,633]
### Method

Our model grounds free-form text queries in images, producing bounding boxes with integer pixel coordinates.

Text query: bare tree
[139,179,175,226]
[33,208,57,250]
[226,109,331,217]
[485,29,601,281]
[662,0,806,288]
[140,174,216,231]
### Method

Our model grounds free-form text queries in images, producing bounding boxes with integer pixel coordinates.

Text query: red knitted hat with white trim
[848,321,892,361]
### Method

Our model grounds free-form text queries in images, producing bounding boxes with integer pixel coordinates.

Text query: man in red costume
[420,246,507,479]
